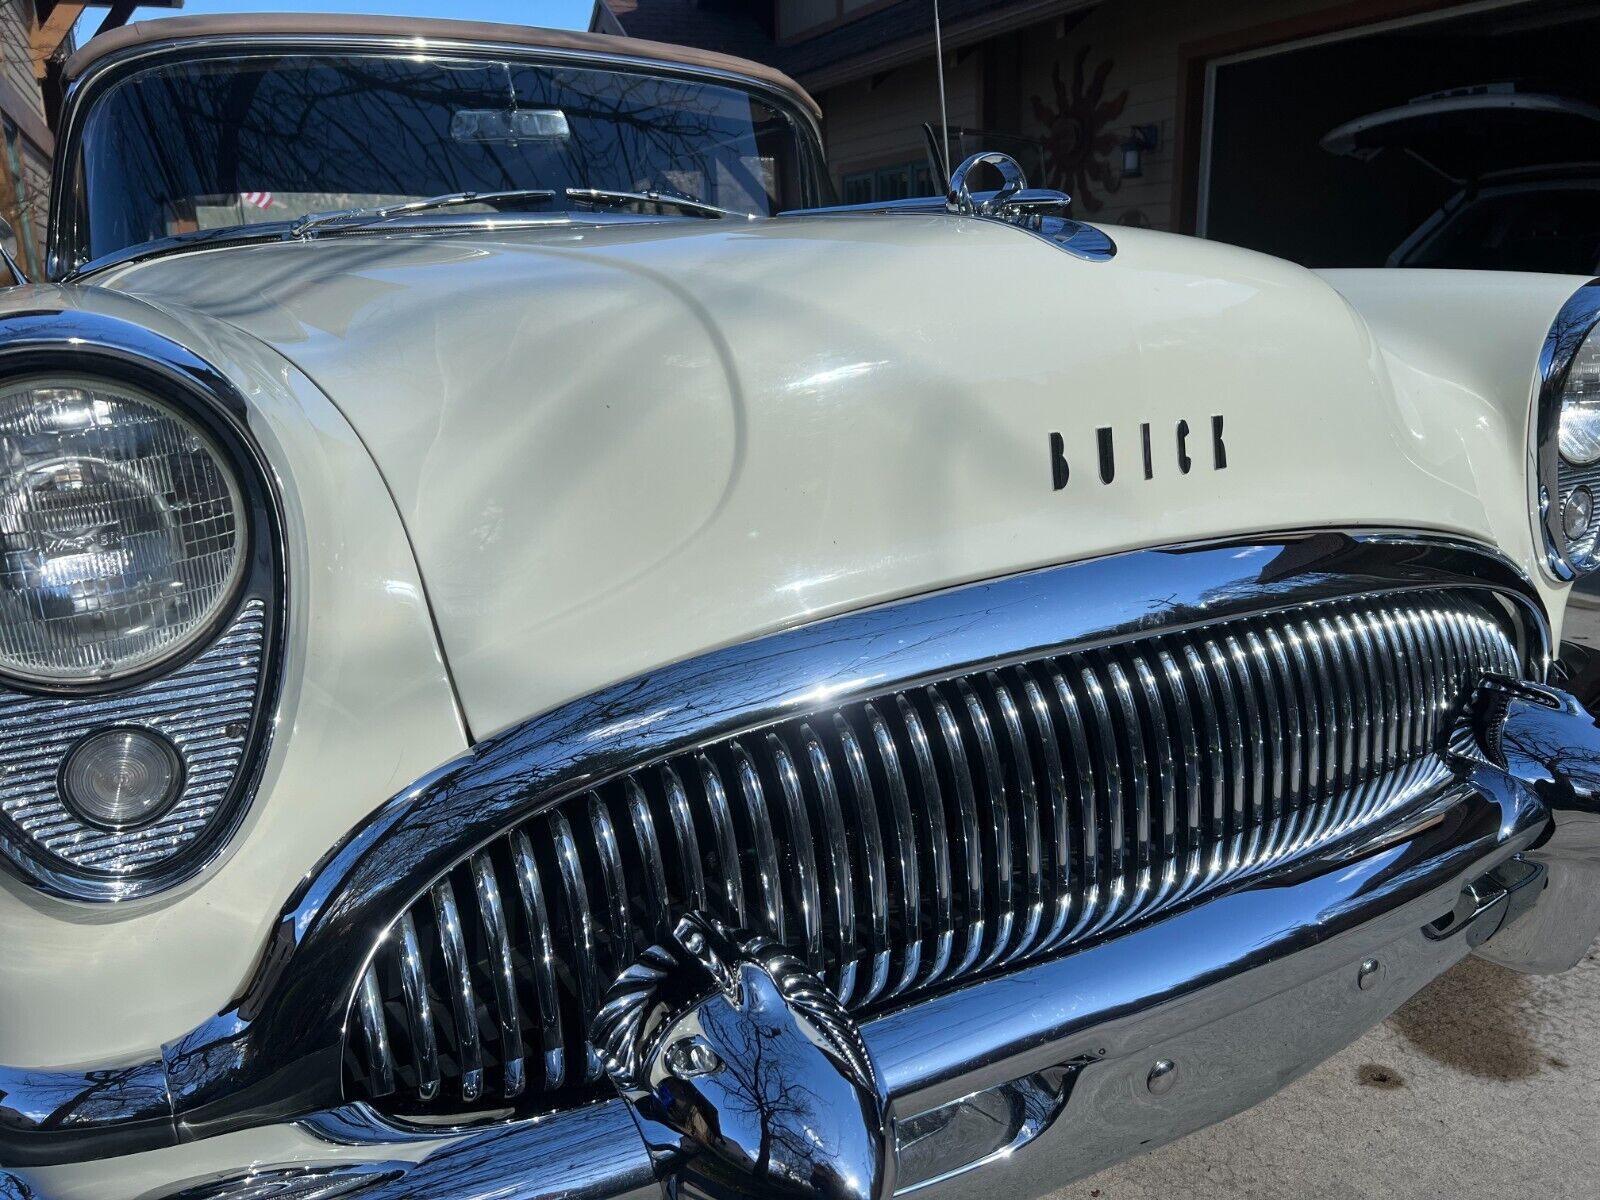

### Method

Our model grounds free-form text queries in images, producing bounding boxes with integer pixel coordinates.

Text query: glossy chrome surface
[49,36,828,279]
[346,578,1522,1115]
[131,729,1598,1200]
[594,913,892,1200]
[788,154,1116,263]
[1461,676,1600,974]
[0,311,284,902]
[1534,278,1600,580]
[0,532,1548,1169]
[945,152,1033,217]
[156,1165,407,1200]
[0,1054,171,1167]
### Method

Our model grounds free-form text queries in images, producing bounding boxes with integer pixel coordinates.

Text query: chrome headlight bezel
[0,312,284,902]
[1536,280,1600,581]
[0,373,252,688]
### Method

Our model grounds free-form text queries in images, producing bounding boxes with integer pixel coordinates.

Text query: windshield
[73,53,819,265]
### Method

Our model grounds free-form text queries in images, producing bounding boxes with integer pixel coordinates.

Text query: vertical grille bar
[430,878,483,1103]
[548,809,601,1082]
[621,779,671,943]
[798,723,859,1004]
[926,688,986,977]
[354,966,394,1098]
[957,679,1015,972]
[832,714,892,1005]
[394,911,440,1101]
[728,743,785,943]
[352,588,1526,1117]
[989,675,1045,966]
[896,695,953,987]
[659,765,708,914]
[510,828,565,1091]
[1076,665,1123,934]
[863,703,921,999]
[766,732,823,973]
[469,852,525,1100]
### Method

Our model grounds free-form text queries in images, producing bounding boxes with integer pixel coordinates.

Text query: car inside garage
[1198,0,1600,268]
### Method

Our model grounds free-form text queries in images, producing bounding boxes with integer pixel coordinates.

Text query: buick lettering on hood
[1,15,1598,1200]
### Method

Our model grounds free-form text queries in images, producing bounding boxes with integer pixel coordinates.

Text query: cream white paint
[101,217,1581,741]
[0,285,468,1067]
[0,211,1585,1197]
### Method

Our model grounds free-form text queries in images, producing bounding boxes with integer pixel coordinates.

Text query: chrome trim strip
[1534,278,1600,580]
[0,533,1550,1165]
[152,1163,410,1200]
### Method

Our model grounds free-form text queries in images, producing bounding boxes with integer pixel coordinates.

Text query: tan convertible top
[64,12,820,118]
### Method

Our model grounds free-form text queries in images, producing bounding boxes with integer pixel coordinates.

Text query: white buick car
[1,15,1599,1200]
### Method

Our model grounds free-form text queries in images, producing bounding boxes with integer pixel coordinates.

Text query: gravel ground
[1047,946,1600,1200]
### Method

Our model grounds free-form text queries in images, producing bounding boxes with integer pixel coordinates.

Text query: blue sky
[76,1,594,42]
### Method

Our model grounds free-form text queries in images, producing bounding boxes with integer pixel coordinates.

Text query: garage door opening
[1197,0,1600,268]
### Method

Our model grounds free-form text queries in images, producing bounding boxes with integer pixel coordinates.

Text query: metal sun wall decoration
[1030,46,1130,212]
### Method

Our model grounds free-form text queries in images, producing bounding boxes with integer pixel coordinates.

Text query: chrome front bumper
[7,675,1599,1200]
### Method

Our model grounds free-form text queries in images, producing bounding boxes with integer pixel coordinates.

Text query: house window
[841,159,936,204]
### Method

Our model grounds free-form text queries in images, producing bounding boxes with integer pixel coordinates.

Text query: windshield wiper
[563,187,749,219]
[285,184,743,240]
[290,189,558,238]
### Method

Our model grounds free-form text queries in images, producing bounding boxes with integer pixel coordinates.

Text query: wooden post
[29,2,87,80]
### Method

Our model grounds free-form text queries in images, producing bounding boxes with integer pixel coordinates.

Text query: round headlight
[0,376,246,684]
[1559,325,1600,465]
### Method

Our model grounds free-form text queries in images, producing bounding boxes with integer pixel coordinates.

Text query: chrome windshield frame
[48,34,831,280]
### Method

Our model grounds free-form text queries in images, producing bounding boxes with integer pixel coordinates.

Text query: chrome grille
[345,588,1520,1114]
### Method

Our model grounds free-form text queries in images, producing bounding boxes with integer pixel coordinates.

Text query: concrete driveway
[1053,946,1600,1199]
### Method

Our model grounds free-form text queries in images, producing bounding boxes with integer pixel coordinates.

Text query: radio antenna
[933,0,951,185]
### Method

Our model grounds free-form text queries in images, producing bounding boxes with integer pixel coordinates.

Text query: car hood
[94,216,1552,737]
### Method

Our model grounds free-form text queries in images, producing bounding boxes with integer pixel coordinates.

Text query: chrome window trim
[0,530,1546,1165]
[1534,277,1600,582]
[0,310,286,902]
[47,36,831,280]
